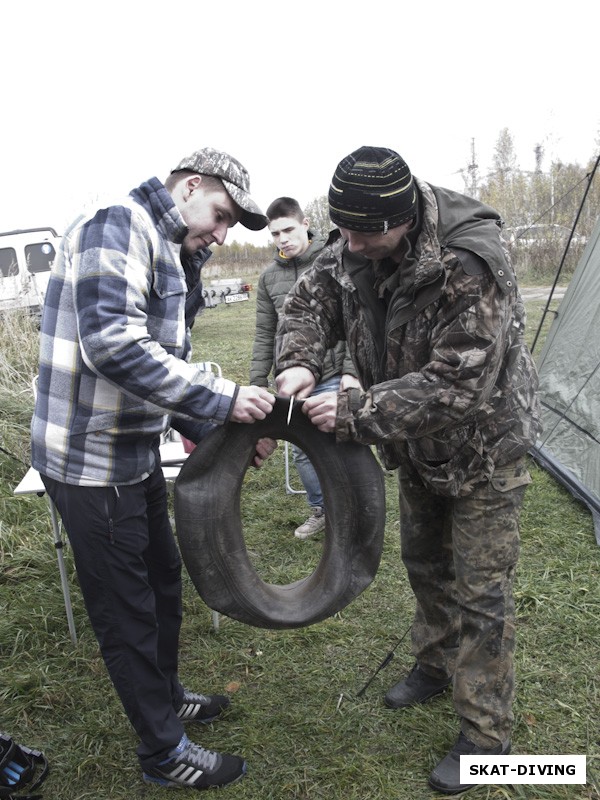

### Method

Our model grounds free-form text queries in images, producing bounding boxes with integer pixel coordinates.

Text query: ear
[302,217,310,230]
[185,174,203,198]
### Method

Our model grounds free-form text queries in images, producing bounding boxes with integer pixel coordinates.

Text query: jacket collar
[129,177,189,245]
[273,232,327,268]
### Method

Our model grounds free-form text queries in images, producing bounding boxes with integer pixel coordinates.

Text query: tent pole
[531,153,600,355]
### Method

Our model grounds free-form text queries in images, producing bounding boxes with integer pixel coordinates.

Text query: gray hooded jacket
[250,233,355,386]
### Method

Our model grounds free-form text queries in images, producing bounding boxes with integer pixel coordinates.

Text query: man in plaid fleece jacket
[30,148,274,790]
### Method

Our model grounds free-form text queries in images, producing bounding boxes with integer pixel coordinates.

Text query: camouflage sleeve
[336,268,516,445]
[275,260,346,381]
[341,343,357,378]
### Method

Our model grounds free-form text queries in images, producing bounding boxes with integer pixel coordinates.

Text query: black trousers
[42,466,186,768]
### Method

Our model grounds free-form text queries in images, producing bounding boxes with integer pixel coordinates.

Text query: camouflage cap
[172,147,267,231]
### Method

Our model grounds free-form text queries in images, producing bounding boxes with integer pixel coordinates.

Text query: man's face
[176,177,241,255]
[338,220,413,262]
[268,216,310,259]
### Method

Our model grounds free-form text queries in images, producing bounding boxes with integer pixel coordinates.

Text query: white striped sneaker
[176,689,230,723]
[143,734,246,789]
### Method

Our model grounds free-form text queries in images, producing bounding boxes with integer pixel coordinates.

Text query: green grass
[1,294,599,800]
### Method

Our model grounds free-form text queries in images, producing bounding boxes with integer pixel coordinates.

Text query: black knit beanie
[328,146,417,233]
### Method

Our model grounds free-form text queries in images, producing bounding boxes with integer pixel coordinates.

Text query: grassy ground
[1,292,599,800]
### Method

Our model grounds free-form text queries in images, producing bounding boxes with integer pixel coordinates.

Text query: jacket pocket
[71,410,120,435]
[149,263,187,351]
[152,262,186,299]
[490,460,532,492]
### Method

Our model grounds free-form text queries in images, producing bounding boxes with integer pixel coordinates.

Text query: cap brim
[222,179,267,231]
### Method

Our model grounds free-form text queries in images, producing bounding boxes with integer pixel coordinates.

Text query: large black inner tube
[173,396,386,629]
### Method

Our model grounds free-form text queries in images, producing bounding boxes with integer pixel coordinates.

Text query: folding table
[13,437,219,644]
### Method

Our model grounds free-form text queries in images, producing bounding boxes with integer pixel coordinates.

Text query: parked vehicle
[0,227,60,317]
[0,229,252,317]
[202,278,252,308]
[502,224,586,247]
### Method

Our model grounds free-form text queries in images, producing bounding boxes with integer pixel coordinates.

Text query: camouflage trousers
[398,457,531,747]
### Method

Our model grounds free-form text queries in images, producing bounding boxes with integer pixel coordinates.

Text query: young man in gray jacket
[250,197,360,538]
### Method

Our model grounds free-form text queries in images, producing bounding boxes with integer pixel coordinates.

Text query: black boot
[384,663,452,709]
[429,731,510,794]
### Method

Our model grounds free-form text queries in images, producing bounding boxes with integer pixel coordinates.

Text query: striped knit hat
[328,146,417,233]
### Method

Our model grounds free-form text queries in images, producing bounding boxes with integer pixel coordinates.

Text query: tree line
[210,128,600,284]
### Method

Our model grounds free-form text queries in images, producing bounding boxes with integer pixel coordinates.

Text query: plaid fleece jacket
[31,178,237,486]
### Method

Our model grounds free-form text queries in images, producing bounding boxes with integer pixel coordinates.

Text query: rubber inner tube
[173,396,386,629]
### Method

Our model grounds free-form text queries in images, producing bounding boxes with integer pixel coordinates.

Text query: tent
[530,214,600,545]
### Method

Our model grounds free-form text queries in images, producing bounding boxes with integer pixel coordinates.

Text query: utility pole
[467,138,479,197]
[534,143,544,173]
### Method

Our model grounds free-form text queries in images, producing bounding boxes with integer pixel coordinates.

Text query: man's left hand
[252,437,278,468]
[302,391,338,433]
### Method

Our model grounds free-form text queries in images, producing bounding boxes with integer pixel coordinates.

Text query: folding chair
[12,376,79,644]
[13,466,78,644]
[17,366,224,644]
[284,441,307,495]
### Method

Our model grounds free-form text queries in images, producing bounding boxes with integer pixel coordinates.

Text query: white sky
[2,0,599,246]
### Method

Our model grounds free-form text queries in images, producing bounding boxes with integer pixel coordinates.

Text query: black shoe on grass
[143,734,246,790]
[384,663,452,708]
[177,688,230,723]
[429,731,510,794]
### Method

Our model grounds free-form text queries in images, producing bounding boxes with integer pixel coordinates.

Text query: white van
[0,227,61,317]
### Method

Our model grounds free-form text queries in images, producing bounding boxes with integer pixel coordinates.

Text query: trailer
[202,278,252,308]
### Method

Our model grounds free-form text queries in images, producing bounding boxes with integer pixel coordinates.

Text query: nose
[213,223,228,247]
[344,231,364,253]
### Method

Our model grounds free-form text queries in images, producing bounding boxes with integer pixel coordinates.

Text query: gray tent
[530,214,600,545]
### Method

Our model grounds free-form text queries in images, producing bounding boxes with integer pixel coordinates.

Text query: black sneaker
[1,732,49,797]
[384,663,452,708]
[177,688,230,723]
[429,731,511,794]
[143,734,246,790]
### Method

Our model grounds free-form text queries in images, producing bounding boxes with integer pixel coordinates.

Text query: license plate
[224,292,249,304]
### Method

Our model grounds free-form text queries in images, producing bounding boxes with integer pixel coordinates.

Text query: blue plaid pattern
[31,178,237,486]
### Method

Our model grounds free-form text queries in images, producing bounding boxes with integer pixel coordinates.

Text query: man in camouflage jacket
[275,146,540,794]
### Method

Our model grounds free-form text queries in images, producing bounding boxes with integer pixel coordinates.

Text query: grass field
[1,290,599,800]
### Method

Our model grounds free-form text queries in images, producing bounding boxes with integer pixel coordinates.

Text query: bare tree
[304,195,333,238]
[480,128,528,229]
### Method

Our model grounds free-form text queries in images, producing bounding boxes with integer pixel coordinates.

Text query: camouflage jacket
[250,234,354,386]
[275,179,541,497]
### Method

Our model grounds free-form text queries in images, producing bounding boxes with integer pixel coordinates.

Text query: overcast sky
[2,0,598,246]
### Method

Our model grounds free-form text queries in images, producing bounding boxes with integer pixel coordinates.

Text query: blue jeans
[292,376,341,509]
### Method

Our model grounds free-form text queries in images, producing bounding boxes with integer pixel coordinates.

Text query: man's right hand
[231,386,275,423]
[275,366,316,399]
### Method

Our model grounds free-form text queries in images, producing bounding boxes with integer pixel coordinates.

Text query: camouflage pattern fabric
[398,456,530,747]
[276,178,541,498]
[171,147,266,231]
[275,179,541,744]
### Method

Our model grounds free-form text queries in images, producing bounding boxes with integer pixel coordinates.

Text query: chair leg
[284,440,307,495]
[46,497,77,645]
